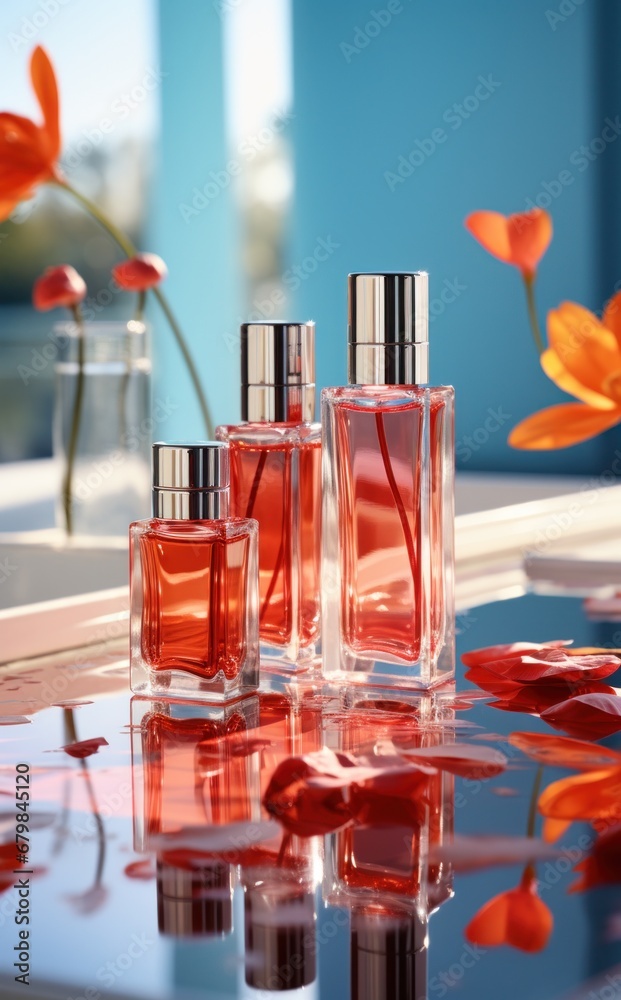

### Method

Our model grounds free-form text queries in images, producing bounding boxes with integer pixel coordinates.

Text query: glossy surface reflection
[0,592,620,999]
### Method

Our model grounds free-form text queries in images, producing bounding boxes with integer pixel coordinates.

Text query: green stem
[523,275,545,356]
[62,303,85,536]
[48,178,214,437]
[136,290,146,324]
[521,764,544,887]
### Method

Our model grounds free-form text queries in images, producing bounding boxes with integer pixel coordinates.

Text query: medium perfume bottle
[322,273,455,687]
[216,322,322,668]
[130,442,259,700]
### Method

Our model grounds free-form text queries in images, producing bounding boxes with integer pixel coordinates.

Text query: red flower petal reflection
[462,640,571,668]
[541,693,621,739]
[429,835,560,874]
[61,736,108,758]
[465,870,553,952]
[399,743,508,779]
[489,681,616,716]
[571,825,621,892]
[263,748,435,838]
[509,732,621,770]
[124,859,156,880]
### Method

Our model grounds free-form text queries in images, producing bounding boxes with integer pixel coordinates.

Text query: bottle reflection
[157,857,233,938]
[323,687,456,999]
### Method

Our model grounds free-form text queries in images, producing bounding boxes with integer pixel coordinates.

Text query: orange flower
[0,46,60,221]
[538,766,621,841]
[465,209,552,279]
[510,296,621,449]
[465,868,553,952]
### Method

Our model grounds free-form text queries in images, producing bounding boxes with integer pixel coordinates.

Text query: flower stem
[521,764,544,887]
[63,709,106,886]
[48,178,214,437]
[375,411,418,586]
[523,275,545,356]
[61,304,85,536]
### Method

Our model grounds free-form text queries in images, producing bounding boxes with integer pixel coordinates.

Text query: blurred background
[1,0,619,474]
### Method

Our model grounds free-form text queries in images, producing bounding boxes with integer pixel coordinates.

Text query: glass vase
[53,320,151,537]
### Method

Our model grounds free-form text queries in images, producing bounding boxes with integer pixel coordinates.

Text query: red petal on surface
[489,681,617,716]
[263,748,436,838]
[61,737,108,759]
[509,731,621,770]
[538,766,621,823]
[541,694,621,740]
[484,649,621,683]
[461,640,571,668]
[571,824,621,892]
[400,743,508,779]
[428,835,560,874]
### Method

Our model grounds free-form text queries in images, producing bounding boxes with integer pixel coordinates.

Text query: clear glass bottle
[216,322,322,669]
[322,273,455,688]
[130,442,259,701]
[54,320,151,537]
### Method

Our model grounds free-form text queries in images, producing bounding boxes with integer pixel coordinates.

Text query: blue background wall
[289,0,621,474]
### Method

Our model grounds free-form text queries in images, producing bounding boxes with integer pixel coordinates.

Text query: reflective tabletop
[1,590,620,1000]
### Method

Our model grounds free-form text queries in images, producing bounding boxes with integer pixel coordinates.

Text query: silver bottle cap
[241,322,315,422]
[157,859,233,938]
[351,906,428,1000]
[152,442,229,519]
[348,272,429,385]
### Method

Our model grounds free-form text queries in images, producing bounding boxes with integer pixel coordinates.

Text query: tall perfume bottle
[130,442,259,700]
[322,273,455,687]
[216,322,322,668]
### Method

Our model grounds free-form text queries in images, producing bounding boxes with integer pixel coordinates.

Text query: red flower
[465,209,552,280]
[541,693,621,740]
[465,868,553,952]
[571,824,621,892]
[33,264,86,311]
[112,252,167,291]
[488,681,616,717]
[0,46,61,221]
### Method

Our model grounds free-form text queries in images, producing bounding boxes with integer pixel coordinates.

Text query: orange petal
[465,211,512,264]
[603,291,621,350]
[543,817,572,843]
[507,209,552,278]
[465,885,553,952]
[30,46,60,162]
[538,767,621,821]
[547,302,620,401]
[541,348,615,410]
[509,403,621,450]
[0,196,19,222]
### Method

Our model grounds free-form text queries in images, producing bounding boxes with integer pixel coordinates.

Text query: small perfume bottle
[216,323,322,668]
[322,273,455,688]
[130,442,259,700]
